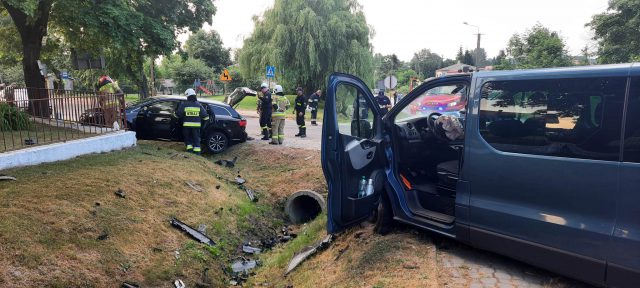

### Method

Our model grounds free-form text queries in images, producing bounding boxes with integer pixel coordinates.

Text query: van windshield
[395,84,468,123]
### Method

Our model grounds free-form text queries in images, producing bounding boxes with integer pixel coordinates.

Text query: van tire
[373,193,394,235]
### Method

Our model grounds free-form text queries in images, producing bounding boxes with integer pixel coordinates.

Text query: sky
[187,0,610,61]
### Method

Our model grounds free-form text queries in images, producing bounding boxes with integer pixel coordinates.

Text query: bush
[0,103,31,131]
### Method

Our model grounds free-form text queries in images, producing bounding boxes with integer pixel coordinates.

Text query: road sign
[384,75,398,89]
[61,71,69,79]
[266,65,276,78]
[219,69,232,81]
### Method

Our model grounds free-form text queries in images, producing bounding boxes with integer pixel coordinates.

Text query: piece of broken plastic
[170,218,216,246]
[231,258,257,273]
[0,175,17,181]
[244,187,257,202]
[235,176,246,185]
[174,279,185,288]
[285,234,333,275]
[242,245,262,254]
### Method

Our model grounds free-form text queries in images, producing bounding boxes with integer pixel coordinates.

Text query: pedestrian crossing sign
[266,65,276,78]
[219,69,232,81]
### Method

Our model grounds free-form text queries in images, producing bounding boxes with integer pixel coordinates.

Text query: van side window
[624,77,640,163]
[336,84,374,139]
[479,77,626,161]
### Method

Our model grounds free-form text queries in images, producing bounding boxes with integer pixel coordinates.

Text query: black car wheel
[206,131,228,154]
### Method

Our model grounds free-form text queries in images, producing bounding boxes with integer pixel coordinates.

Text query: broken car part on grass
[229,257,259,286]
[115,188,126,198]
[185,180,205,192]
[170,218,216,246]
[285,234,334,275]
[0,175,17,181]
[215,156,238,168]
[242,186,258,202]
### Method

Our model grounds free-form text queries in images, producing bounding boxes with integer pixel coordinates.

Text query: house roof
[437,62,476,72]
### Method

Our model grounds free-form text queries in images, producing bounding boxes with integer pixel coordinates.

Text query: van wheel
[206,131,228,154]
[373,193,394,235]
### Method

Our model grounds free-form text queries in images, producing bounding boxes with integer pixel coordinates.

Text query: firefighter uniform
[294,87,307,137]
[308,91,321,125]
[270,85,290,144]
[259,86,273,140]
[97,75,123,128]
[177,90,209,154]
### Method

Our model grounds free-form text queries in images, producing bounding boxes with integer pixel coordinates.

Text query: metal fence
[0,87,126,152]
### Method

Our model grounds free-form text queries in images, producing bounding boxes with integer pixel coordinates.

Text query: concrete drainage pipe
[285,190,326,224]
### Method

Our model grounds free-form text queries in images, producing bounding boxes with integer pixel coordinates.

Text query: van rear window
[624,77,640,163]
[479,77,626,161]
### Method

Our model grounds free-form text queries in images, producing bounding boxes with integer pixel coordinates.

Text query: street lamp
[463,22,481,69]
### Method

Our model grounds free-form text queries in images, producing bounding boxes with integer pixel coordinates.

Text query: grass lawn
[0,140,325,287]
[1,121,96,152]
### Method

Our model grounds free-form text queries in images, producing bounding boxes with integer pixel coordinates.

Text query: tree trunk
[2,0,53,117]
[139,69,149,99]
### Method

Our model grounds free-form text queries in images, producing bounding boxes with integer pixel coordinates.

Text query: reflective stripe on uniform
[272,112,285,117]
[203,116,210,121]
[193,147,201,152]
[184,107,200,117]
[184,122,201,127]
[186,145,193,150]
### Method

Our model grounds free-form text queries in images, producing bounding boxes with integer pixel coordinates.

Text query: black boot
[300,127,306,138]
[295,127,301,137]
[261,128,270,140]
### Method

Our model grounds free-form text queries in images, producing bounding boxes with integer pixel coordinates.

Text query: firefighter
[96,75,124,128]
[294,87,307,137]
[270,84,290,145]
[308,89,321,126]
[176,88,209,154]
[258,83,273,140]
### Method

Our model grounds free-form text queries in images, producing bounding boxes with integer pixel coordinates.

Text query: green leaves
[185,30,232,73]
[238,0,373,91]
[588,0,640,64]
[502,24,572,69]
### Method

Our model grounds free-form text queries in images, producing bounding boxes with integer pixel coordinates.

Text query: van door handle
[366,151,374,159]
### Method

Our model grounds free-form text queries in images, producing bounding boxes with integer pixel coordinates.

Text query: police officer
[376,90,392,115]
[270,85,290,145]
[308,89,321,126]
[294,87,307,137]
[176,88,209,154]
[258,83,273,140]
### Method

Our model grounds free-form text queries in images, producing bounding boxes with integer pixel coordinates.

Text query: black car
[125,96,247,153]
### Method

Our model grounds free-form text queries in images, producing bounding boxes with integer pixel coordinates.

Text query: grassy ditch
[0,141,323,287]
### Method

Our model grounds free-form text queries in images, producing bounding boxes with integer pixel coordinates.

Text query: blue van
[321,64,640,287]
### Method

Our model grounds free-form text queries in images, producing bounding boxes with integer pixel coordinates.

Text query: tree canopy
[185,30,232,73]
[1,0,216,97]
[238,0,374,91]
[409,49,443,78]
[498,24,572,69]
[588,0,640,64]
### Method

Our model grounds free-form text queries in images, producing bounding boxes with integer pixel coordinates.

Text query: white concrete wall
[0,131,137,171]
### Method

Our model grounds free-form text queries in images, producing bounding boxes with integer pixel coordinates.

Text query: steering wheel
[426,112,449,142]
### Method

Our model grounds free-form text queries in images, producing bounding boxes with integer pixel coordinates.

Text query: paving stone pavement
[435,239,594,288]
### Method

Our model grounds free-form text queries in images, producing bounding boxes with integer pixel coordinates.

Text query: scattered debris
[24,138,36,145]
[97,232,109,241]
[115,188,126,198]
[231,257,258,274]
[170,218,216,246]
[215,184,221,189]
[243,186,258,202]
[354,231,365,239]
[235,176,246,185]
[185,181,205,192]
[242,244,262,254]
[174,250,181,260]
[197,224,207,234]
[174,279,185,288]
[121,282,140,288]
[304,155,314,161]
[215,156,238,168]
[170,153,189,159]
[334,245,350,261]
[95,202,101,206]
[285,234,333,275]
[0,175,17,181]
[152,247,163,253]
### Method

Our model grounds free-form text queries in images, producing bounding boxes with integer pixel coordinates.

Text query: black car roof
[152,95,231,107]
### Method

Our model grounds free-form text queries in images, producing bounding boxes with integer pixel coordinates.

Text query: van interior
[389,83,469,224]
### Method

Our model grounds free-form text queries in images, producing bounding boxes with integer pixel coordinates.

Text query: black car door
[135,100,178,140]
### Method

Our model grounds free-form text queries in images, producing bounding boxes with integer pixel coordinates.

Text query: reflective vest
[98,82,121,107]
[178,101,209,128]
[272,94,290,119]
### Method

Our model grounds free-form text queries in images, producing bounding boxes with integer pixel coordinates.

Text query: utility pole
[463,22,482,69]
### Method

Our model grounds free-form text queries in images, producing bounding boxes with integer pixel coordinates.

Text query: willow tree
[238,0,373,92]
